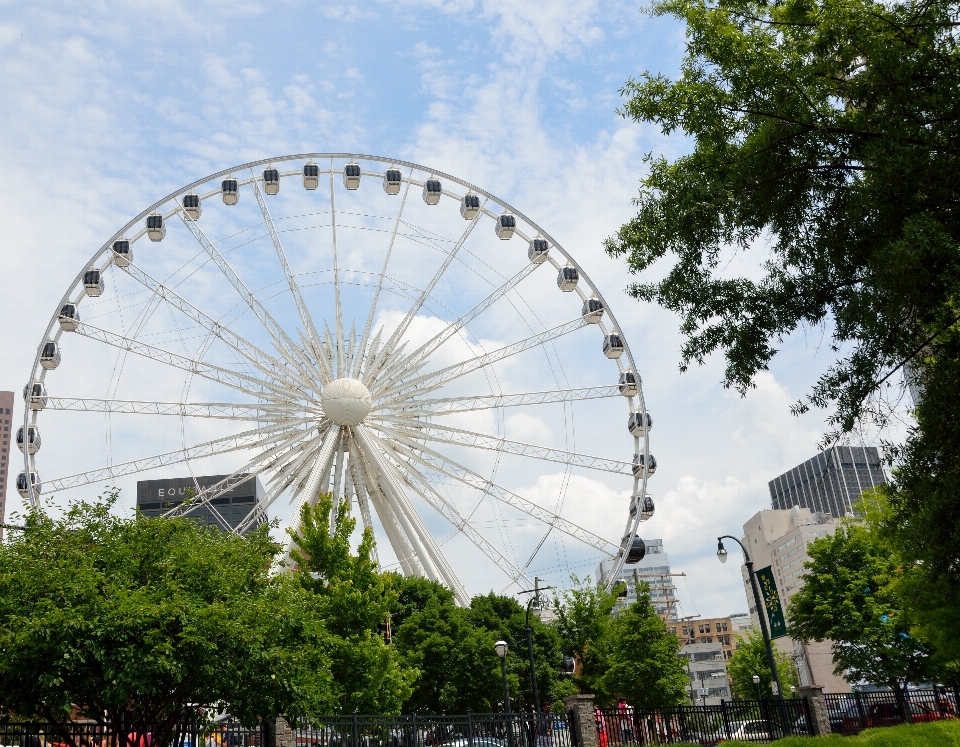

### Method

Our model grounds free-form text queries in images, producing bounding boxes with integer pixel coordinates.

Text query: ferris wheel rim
[22,153,651,594]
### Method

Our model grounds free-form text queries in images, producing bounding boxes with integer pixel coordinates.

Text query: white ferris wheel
[18,154,656,601]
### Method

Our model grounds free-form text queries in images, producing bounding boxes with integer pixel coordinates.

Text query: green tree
[601,584,689,708]
[288,494,415,714]
[726,629,799,700]
[467,592,576,711]
[0,492,335,746]
[788,521,937,709]
[551,576,623,702]
[606,0,960,658]
[391,578,504,713]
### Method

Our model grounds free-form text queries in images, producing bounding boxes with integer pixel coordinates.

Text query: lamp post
[717,536,784,702]
[496,640,513,747]
[521,577,554,714]
[753,674,762,702]
[496,640,511,715]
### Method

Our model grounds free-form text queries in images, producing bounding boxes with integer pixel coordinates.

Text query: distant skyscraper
[0,391,12,540]
[768,445,886,518]
[136,474,265,532]
[597,538,679,621]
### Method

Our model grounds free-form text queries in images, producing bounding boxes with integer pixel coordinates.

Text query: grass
[681,718,960,745]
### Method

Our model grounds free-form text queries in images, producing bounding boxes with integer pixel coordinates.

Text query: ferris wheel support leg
[283,424,342,563]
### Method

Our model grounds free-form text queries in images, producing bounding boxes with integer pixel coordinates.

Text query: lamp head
[752,675,761,685]
[717,539,728,564]
[495,640,508,659]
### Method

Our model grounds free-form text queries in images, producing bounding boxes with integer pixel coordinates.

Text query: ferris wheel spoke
[357,425,468,602]
[363,199,486,385]
[45,420,302,493]
[179,212,321,387]
[353,169,414,379]
[385,437,533,588]
[43,397,304,421]
[350,430,423,577]
[372,316,590,401]
[389,261,542,382]
[345,436,379,564]
[250,175,333,385]
[378,385,622,416]
[163,427,313,520]
[283,424,344,559]
[121,262,314,391]
[371,432,619,556]
[72,321,307,402]
[328,160,347,377]
[372,419,631,475]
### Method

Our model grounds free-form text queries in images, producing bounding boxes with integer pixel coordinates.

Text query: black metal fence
[595,699,812,745]
[0,714,573,747]
[823,687,958,735]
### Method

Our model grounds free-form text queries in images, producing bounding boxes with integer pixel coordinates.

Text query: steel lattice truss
[21,154,655,600]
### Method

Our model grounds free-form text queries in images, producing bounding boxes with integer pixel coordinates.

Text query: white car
[713,720,782,743]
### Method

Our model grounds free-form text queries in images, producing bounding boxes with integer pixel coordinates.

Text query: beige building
[740,506,850,693]
[680,641,732,705]
[670,617,737,661]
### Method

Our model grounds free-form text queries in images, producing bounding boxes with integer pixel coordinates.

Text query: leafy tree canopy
[288,494,415,714]
[601,584,689,708]
[607,0,960,646]
[787,518,939,694]
[0,492,336,746]
[726,629,799,700]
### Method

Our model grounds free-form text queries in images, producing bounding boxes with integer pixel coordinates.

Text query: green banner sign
[754,566,788,639]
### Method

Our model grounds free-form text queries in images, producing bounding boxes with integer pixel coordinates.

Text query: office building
[136,474,265,532]
[740,506,850,692]
[0,392,12,540]
[680,641,732,705]
[597,539,679,621]
[670,617,737,660]
[768,446,886,518]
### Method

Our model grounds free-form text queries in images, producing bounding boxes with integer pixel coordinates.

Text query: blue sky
[0,1,868,618]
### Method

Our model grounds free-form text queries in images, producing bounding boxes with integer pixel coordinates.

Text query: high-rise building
[768,445,886,518]
[597,539,679,621]
[136,474,265,532]
[0,391,12,540]
[680,641,732,704]
[740,506,850,693]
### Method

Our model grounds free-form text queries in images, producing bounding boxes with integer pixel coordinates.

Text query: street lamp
[717,536,784,703]
[790,686,797,698]
[495,640,511,715]
[521,577,554,713]
[753,674,762,701]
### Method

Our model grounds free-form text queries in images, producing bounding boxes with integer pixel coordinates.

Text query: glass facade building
[768,445,886,518]
[136,473,265,532]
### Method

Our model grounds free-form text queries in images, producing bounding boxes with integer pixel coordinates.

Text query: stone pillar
[265,718,295,747]
[798,686,830,736]
[564,694,598,747]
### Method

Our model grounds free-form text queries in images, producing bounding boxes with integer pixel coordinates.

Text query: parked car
[840,700,946,733]
[711,720,783,743]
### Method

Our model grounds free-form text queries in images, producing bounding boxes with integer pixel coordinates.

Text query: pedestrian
[536,704,554,747]
[617,698,635,744]
[594,707,608,747]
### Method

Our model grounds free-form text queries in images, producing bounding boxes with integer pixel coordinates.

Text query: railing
[595,699,812,745]
[0,714,574,747]
[823,687,958,735]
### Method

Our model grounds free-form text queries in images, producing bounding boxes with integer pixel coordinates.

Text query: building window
[705,623,711,633]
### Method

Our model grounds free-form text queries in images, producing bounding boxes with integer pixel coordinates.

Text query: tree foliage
[787,519,939,694]
[726,629,799,700]
[607,0,960,654]
[288,494,415,714]
[0,492,335,745]
[601,585,689,708]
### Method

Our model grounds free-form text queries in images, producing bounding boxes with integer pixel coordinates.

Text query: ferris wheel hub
[321,377,373,425]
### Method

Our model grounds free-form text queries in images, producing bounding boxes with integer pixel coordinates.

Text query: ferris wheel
[19,154,656,600]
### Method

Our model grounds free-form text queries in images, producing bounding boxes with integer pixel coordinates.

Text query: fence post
[467,712,474,747]
[797,686,829,736]
[854,690,867,732]
[719,701,731,743]
[352,714,359,747]
[562,695,597,747]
